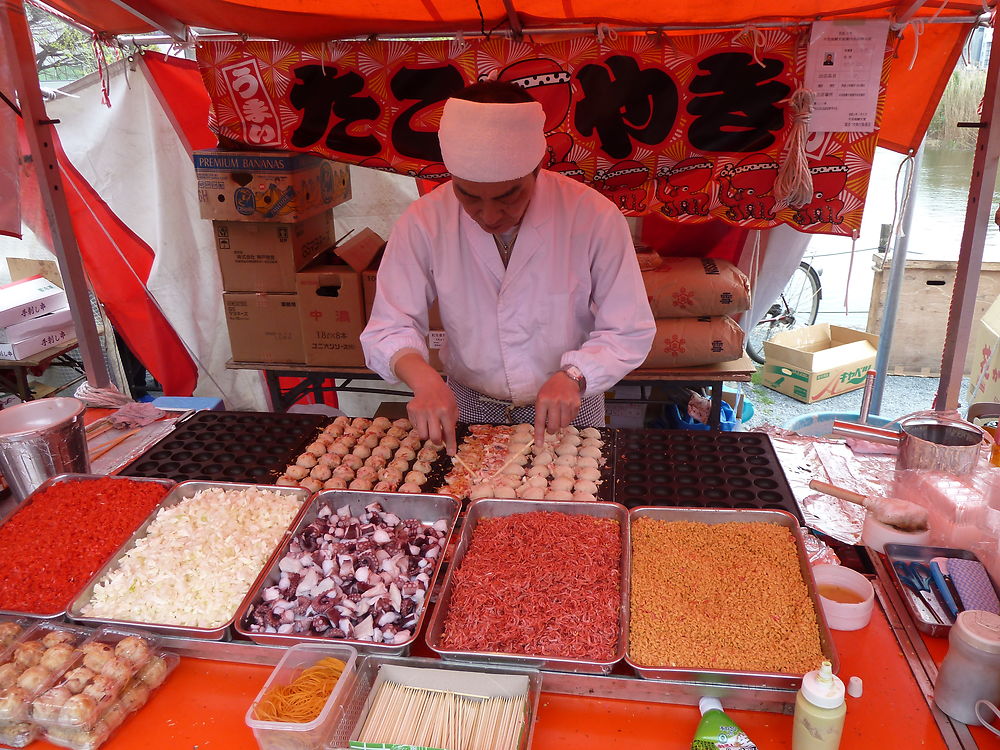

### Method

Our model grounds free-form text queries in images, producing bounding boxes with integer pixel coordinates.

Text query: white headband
[438,98,547,182]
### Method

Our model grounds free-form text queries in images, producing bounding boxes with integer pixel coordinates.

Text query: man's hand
[394,353,458,455]
[534,371,581,445]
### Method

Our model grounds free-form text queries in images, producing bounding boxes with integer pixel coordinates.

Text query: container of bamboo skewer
[246,643,359,750]
[325,655,541,750]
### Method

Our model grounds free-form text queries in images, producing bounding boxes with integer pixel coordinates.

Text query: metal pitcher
[0,397,89,501]
[832,416,984,475]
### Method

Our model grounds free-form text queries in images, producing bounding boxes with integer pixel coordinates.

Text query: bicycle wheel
[746,262,822,364]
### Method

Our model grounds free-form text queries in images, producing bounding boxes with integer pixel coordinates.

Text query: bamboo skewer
[356,679,527,750]
[486,438,534,482]
[88,428,140,461]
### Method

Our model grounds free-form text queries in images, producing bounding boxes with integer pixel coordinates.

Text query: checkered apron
[448,379,605,427]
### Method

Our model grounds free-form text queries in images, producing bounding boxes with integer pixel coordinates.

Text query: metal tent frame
[3,0,998,407]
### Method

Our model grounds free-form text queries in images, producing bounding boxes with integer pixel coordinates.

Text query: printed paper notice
[804,19,889,133]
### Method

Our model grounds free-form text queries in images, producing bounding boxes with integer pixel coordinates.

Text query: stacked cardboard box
[195,149,351,364]
[0,276,73,360]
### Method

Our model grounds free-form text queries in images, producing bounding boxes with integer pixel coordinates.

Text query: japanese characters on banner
[197,28,893,236]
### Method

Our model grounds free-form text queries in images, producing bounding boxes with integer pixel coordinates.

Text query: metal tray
[425,498,630,674]
[883,543,999,638]
[625,507,839,690]
[325,654,542,750]
[66,481,312,640]
[0,473,176,620]
[234,489,461,654]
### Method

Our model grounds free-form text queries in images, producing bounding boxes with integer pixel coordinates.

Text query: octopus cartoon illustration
[655,157,713,218]
[592,160,650,212]
[406,162,451,182]
[497,58,585,181]
[716,154,779,222]
[792,155,849,226]
[545,132,585,181]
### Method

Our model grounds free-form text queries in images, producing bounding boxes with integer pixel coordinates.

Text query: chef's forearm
[393,351,443,394]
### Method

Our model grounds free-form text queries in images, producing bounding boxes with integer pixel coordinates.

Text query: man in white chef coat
[361,81,655,454]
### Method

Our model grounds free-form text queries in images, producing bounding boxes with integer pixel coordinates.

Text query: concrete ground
[742,373,972,430]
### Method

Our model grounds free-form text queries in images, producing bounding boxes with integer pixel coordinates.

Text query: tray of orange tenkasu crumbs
[626,507,838,691]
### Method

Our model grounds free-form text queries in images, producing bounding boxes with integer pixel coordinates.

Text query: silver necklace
[493,228,520,267]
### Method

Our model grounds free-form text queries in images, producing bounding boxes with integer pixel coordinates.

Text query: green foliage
[927,67,987,150]
[27,4,97,82]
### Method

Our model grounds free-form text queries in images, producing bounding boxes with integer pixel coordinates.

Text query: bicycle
[745,261,823,364]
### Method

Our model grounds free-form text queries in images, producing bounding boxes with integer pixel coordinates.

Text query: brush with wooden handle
[809,479,929,531]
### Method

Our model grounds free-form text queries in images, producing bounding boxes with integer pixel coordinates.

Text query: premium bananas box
[195,149,351,222]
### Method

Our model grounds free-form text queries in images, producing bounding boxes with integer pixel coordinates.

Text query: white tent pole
[2,0,112,390]
[935,17,1000,409]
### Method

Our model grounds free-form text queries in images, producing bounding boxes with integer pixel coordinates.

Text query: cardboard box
[214,211,335,292]
[604,385,647,428]
[297,265,367,367]
[867,255,1000,376]
[0,325,75,360]
[0,275,68,329]
[224,292,304,363]
[294,231,386,367]
[762,324,878,403]
[0,306,72,344]
[968,295,1000,406]
[194,150,351,222]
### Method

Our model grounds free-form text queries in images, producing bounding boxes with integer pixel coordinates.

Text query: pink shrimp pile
[439,512,621,661]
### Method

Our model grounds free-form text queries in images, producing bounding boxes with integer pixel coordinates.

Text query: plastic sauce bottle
[793,661,846,750]
[933,610,1000,724]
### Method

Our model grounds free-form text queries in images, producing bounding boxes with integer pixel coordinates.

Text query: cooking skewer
[89,428,141,461]
[808,479,929,531]
[487,438,534,482]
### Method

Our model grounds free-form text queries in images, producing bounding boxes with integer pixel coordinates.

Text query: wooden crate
[866,254,1000,376]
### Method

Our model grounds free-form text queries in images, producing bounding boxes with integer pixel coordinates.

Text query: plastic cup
[812,564,875,631]
[0,397,89,501]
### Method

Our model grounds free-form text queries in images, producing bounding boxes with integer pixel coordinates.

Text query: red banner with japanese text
[197,29,891,236]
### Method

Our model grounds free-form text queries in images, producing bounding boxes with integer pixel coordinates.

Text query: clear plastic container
[0,616,31,654]
[245,643,358,750]
[0,621,95,747]
[32,626,163,733]
[41,652,179,750]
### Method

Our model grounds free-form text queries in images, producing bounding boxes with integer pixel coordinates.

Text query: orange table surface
[25,601,998,750]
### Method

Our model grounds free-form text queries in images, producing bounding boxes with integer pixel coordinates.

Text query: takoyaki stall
[4,0,1000,746]
[0,408,996,750]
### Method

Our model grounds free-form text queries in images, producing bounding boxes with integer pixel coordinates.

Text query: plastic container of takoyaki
[39,650,179,750]
[0,616,33,655]
[234,490,461,655]
[0,621,97,747]
[246,643,358,750]
[30,625,164,733]
[612,429,803,522]
[120,409,329,484]
[66,481,314,641]
[0,474,177,621]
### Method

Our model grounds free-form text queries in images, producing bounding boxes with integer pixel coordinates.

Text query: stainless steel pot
[832,416,984,475]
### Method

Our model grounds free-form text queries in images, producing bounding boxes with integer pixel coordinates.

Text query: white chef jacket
[360,170,655,404]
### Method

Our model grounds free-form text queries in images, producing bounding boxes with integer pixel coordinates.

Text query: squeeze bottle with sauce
[792,661,846,750]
